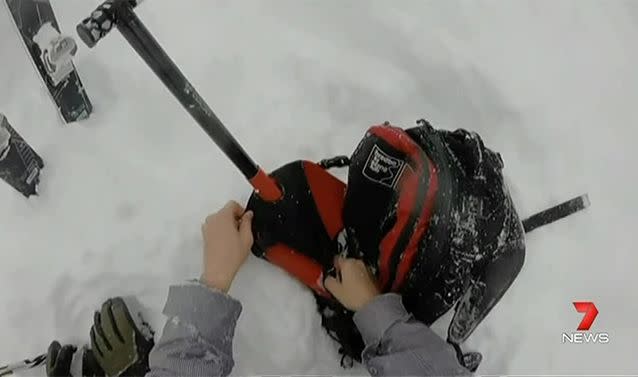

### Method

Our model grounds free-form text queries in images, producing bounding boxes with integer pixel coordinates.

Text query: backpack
[249,119,526,370]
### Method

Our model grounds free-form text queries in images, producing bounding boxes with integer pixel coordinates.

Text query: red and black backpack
[249,119,526,369]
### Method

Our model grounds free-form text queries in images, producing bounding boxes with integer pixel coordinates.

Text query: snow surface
[1,0,637,375]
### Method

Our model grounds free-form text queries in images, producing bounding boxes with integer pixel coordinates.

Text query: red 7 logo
[573,301,599,331]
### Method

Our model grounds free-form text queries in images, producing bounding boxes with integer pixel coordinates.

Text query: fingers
[326,258,380,311]
[111,297,134,322]
[47,341,76,376]
[82,349,103,377]
[47,340,61,362]
[90,327,103,358]
[93,311,111,350]
[204,201,247,229]
[324,276,344,300]
[91,310,111,357]
[333,255,343,270]
[222,200,245,219]
[56,345,76,372]
[100,300,123,346]
[238,211,254,249]
[46,341,61,371]
[334,256,364,275]
[110,297,135,342]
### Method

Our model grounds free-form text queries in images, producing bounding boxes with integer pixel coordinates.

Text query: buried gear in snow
[318,120,525,369]
[320,120,526,369]
[248,119,526,370]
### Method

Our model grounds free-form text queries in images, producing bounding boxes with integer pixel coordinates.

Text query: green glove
[46,341,76,377]
[89,298,154,377]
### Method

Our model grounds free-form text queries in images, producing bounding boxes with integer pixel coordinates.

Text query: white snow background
[1,0,637,375]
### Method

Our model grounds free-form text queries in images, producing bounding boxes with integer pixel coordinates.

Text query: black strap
[319,155,350,169]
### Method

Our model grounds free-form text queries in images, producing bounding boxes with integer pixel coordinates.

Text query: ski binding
[33,22,78,86]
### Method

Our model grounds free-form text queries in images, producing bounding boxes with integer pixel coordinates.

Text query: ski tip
[522,193,591,234]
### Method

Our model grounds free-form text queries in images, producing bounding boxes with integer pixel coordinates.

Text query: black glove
[90,298,154,377]
[81,348,105,377]
[46,342,106,377]
[46,341,76,377]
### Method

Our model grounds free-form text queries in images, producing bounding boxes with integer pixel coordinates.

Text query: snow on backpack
[250,119,526,370]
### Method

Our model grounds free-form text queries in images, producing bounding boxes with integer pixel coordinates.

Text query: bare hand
[324,257,380,311]
[201,201,254,292]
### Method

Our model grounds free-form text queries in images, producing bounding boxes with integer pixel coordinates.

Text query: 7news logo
[562,301,609,344]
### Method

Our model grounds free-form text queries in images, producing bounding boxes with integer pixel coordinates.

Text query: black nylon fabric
[318,119,526,367]
[342,134,406,270]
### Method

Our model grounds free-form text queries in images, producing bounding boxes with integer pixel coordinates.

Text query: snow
[1,0,637,375]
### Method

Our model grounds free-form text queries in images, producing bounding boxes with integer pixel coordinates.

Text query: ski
[3,0,92,123]
[0,353,46,377]
[522,194,590,233]
[0,114,44,197]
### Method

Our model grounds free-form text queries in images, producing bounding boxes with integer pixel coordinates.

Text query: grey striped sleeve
[354,293,471,377]
[146,283,242,377]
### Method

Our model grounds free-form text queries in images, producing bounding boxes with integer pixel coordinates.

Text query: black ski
[4,0,92,123]
[522,194,590,233]
[0,114,44,197]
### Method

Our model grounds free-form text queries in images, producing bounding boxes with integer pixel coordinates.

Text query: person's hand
[201,200,254,292]
[46,341,76,377]
[324,257,380,311]
[90,298,154,377]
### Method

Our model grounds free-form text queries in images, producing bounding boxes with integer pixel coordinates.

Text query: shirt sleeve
[354,293,471,377]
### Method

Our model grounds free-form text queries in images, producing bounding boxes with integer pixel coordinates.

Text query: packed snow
[1,0,637,375]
